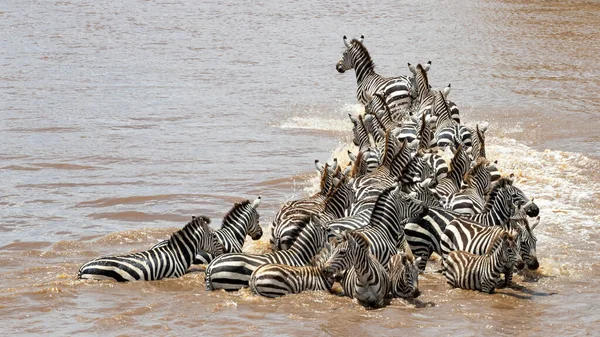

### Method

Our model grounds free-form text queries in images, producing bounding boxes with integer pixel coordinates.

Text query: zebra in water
[389,249,422,298]
[442,231,517,293]
[349,114,382,173]
[444,158,493,215]
[78,216,224,282]
[336,35,413,116]
[492,174,539,217]
[323,232,391,308]
[271,163,335,251]
[431,91,472,150]
[431,144,471,204]
[249,244,335,298]
[206,216,337,291]
[404,178,526,270]
[151,197,263,265]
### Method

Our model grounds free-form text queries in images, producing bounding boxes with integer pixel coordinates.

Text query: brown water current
[1,0,600,335]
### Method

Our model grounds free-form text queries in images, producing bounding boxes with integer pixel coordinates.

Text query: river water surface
[1,0,599,335]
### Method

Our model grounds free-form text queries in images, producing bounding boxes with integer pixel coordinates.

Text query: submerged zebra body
[78,216,224,282]
[205,216,334,291]
[324,232,391,308]
[151,197,263,264]
[442,232,517,293]
[249,245,335,298]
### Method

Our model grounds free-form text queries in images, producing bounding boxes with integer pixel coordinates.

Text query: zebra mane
[170,215,211,244]
[476,124,486,158]
[417,112,430,152]
[463,158,489,187]
[416,63,430,96]
[367,184,397,227]
[433,91,454,128]
[350,39,375,71]
[350,151,364,178]
[348,231,370,251]
[323,178,347,212]
[446,144,466,179]
[317,163,331,195]
[221,200,251,230]
[485,231,508,255]
[482,177,512,211]
[308,243,332,268]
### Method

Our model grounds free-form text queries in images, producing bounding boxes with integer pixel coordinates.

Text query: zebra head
[510,212,541,271]
[187,216,224,258]
[399,189,429,219]
[321,234,352,278]
[247,196,263,240]
[407,61,432,101]
[389,250,422,298]
[505,174,540,217]
[336,35,365,73]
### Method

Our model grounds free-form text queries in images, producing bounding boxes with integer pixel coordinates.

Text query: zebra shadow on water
[495,282,559,300]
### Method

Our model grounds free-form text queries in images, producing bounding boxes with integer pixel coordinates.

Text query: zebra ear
[358,34,364,43]
[347,150,357,162]
[331,158,338,171]
[251,196,261,209]
[415,256,422,266]
[479,121,489,133]
[349,113,358,125]
[442,84,451,99]
[408,62,417,75]
[423,60,432,72]
[343,35,350,48]
[530,215,541,230]
[315,159,324,172]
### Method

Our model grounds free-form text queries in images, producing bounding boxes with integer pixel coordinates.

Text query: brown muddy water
[1,0,600,335]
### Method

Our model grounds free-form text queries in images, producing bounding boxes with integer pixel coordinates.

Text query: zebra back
[79,216,223,282]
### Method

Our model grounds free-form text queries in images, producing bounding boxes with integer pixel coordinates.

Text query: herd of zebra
[78,35,542,309]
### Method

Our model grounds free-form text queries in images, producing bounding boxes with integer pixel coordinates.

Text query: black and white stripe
[205,216,333,291]
[441,231,517,293]
[336,35,412,116]
[78,216,224,282]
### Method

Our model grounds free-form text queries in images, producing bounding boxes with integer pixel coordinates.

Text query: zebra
[439,214,524,287]
[431,144,471,203]
[407,61,435,118]
[510,208,541,271]
[205,215,336,291]
[349,114,382,173]
[78,216,224,282]
[441,231,517,293]
[249,244,335,298]
[323,232,391,308]
[336,35,413,116]
[431,91,472,150]
[341,184,428,269]
[404,178,523,271]
[444,158,492,215]
[270,163,334,251]
[365,92,398,129]
[388,249,422,298]
[492,174,539,217]
[150,197,263,265]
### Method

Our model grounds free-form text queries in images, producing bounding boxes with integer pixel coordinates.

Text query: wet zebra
[151,197,263,265]
[249,244,335,298]
[336,35,412,115]
[404,178,523,270]
[431,91,472,150]
[78,216,224,282]
[492,174,539,217]
[389,250,422,298]
[440,216,524,286]
[431,144,471,203]
[205,216,335,291]
[271,163,335,251]
[323,232,391,308]
[444,159,493,215]
[442,231,517,293]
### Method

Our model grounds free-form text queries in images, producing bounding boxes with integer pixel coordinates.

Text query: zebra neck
[353,252,379,284]
[169,232,196,267]
[215,225,246,251]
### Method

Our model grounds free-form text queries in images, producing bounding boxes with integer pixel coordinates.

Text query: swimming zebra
[337,35,412,116]
[442,231,517,293]
[249,244,335,298]
[431,144,471,203]
[389,249,422,298]
[323,232,391,308]
[151,197,262,265]
[206,215,335,291]
[439,214,526,287]
[342,184,428,269]
[271,163,334,251]
[444,158,492,215]
[404,178,524,270]
[78,216,224,282]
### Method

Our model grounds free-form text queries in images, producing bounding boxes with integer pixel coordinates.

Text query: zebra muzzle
[336,61,345,73]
